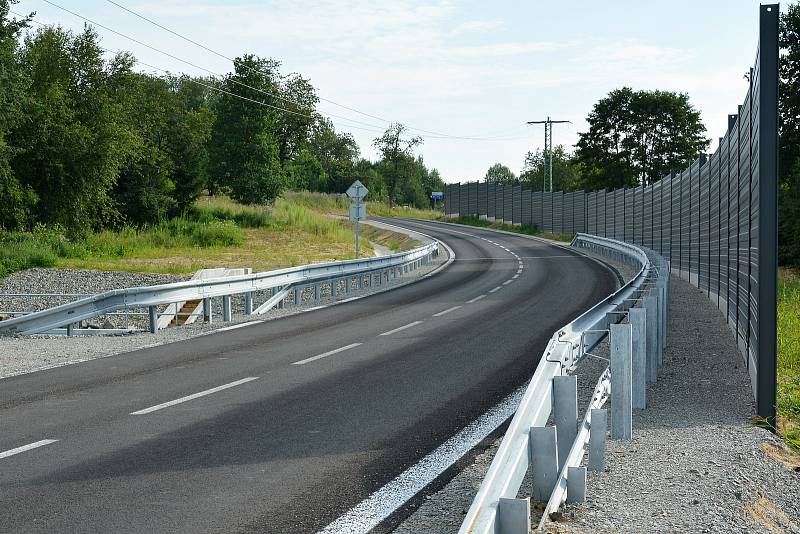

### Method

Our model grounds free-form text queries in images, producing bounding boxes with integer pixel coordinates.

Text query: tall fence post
[610,323,632,440]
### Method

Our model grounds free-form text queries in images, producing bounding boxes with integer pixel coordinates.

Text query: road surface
[0,219,616,533]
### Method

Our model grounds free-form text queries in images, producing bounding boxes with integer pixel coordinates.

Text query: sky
[13,0,773,183]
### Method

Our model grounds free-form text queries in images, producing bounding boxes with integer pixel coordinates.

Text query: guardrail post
[566,467,587,504]
[345,277,351,294]
[148,305,157,334]
[223,295,232,322]
[244,292,253,315]
[497,497,531,534]
[610,323,632,440]
[314,283,321,301]
[644,294,658,383]
[203,297,212,322]
[588,408,607,471]
[295,287,302,306]
[331,280,337,298]
[629,307,647,409]
[66,323,73,337]
[554,375,578,471]
[358,275,364,289]
[530,426,559,501]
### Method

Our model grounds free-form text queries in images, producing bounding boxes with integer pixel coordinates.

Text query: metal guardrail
[0,242,439,336]
[458,233,669,534]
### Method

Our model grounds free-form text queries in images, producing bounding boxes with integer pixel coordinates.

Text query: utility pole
[527,117,571,192]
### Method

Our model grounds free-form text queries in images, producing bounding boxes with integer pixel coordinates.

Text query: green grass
[778,268,800,451]
[446,215,574,243]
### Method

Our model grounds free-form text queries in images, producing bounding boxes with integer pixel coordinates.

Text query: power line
[100,0,528,141]
[13,5,535,142]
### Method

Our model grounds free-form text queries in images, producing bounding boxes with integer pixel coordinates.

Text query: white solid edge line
[292,343,363,366]
[131,377,259,415]
[432,306,461,317]
[489,286,502,293]
[466,294,487,303]
[318,385,527,534]
[0,439,58,460]
[502,280,513,285]
[512,274,519,279]
[214,320,263,333]
[379,321,423,336]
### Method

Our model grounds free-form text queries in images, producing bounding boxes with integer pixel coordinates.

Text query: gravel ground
[0,228,447,379]
[392,253,800,534]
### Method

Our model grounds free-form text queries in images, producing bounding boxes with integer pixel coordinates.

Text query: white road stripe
[502,280,513,285]
[293,343,363,366]
[214,320,263,333]
[489,286,502,293]
[466,294,487,303]
[0,439,58,460]
[513,274,519,279]
[380,321,423,336]
[432,306,461,317]
[131,377,259,415]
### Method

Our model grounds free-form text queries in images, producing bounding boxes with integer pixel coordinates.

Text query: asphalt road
[0,219,616,534]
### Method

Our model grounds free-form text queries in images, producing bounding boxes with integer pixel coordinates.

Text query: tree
[210,55,284,204]
[373,123,422,204]
[12,26,133,234]
[519,146,579,192]
[0,1,35,229]
[307,116,358,193]
[484,163,517,185]
[574,88,709,190]
[275,73,318,166]
[780,2,800,265]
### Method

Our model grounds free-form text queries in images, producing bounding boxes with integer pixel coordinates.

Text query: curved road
[0,219,615,533]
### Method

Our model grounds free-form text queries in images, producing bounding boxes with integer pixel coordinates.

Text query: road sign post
[346,180,369,258]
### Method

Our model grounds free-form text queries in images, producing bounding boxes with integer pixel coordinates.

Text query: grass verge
[778,267,800,451]
[444,215,574,243]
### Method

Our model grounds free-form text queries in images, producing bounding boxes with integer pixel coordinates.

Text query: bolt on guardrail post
[629,307,647,409]
[295,287,302,306]
[244,292,253,315]
[588,408,607,471]
[530,426,559,501]
[223,295,232,322]
[554,375,578,471]
[644,294,658,384]
[203,297,212,322]
[566,466,587,504]
[497,497,531,534]
[610,323,632,440]
[148,305,157,334]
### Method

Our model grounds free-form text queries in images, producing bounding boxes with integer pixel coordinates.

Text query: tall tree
[210,55,284,204]
[484,163,517,185]
[519,146,579,192]
[373,123,422,204]
[307,116,358,193]
[12,26,133,233]
[0,1,35,229]
[574,87,709,190]
[780,2,800,265]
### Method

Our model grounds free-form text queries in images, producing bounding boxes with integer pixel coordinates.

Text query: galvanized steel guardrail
[0,242,439,336]
[458,233,669,534]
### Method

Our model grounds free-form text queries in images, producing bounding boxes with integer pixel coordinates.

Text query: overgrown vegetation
[448,215,573,242]
[778,268,800,451]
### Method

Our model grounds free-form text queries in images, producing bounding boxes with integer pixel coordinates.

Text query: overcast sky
[15,1,770,183]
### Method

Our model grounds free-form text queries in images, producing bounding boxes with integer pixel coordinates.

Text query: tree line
[0,1,444,236]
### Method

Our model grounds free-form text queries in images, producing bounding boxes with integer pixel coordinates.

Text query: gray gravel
[0,226,447,379]
[392,255,800,533]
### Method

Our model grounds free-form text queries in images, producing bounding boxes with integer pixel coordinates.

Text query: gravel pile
[392,265,800,534]
[0,247,447,379]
